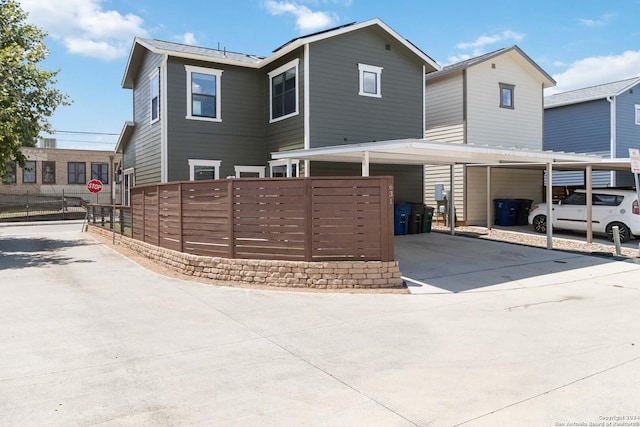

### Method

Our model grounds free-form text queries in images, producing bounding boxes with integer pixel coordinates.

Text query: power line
[50,130,120,136]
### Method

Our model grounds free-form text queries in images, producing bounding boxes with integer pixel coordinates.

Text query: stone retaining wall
[88,225,404,289]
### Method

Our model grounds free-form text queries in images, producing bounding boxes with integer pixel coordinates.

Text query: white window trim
[358,63,383,98]
[234,165,265,178]
[123,167,135,206]
[185,65,223,122]
[268,58,300,123]
[149,68,160,124]
[268,159,299,177]
[635,104,640,125]
[188,159,221,181]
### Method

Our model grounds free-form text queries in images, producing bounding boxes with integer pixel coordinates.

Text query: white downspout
[606,95,616,186]
[161,54,168,183]
[304,44,310,177]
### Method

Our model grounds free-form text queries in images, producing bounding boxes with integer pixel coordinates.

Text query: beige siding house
[424,46,555,225]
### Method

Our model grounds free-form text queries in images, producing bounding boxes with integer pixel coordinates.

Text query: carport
[271,139,617,250]
[473,158,636,245]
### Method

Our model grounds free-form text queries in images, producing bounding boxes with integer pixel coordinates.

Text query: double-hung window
[499,83,515,109]
[635,104,640,125]
[150,69,160,123]
[43,161,56,184]
[269,59,299,122]
[91,162,109,184]
[358,64,383,98]
[185,65,222,121]
[3,163,16,184]
[68,162,86,184]
[22,161,36,183]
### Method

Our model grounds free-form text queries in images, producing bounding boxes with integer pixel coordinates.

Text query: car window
[561,192,586,205]
[593,194,624,206]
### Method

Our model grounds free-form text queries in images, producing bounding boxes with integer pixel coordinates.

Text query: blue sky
[18,0,640,150]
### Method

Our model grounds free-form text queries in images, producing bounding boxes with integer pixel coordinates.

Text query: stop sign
[87,179,103,193]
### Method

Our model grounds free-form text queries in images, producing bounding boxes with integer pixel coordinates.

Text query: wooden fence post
[304,177,313,261]
[228,179,235,259]
[178,182,184,253]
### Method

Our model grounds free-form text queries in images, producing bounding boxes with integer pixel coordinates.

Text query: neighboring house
[423,46,556,225]
[1,147,121,203]
[544,76,640,188]
[116,19,440,205]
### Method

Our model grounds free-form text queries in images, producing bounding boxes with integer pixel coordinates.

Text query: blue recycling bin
[394,203,412,235]
[494,199,521,226]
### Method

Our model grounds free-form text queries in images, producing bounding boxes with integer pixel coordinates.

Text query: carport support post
[487,166,492,230]
[586,165,593,244]
[362,151,370,177]
[449,164,455,235]
[546,162,553,249]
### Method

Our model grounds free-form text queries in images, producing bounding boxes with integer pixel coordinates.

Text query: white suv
[528,189,640,242]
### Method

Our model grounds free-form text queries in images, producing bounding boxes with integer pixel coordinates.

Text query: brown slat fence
[130,177,394,262]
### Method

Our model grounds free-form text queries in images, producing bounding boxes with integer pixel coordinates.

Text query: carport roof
[270,139,600,166]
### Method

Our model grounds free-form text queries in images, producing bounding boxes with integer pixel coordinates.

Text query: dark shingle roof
[137,38,265,65]
[544,76,640,108]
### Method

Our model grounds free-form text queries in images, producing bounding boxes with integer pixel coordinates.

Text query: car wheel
[606,222,630,243]
[532,215,547,233]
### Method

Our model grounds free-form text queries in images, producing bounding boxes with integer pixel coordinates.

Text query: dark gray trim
[499,83,515,109]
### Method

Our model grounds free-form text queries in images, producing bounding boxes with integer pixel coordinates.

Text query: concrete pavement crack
[452,352,640,426]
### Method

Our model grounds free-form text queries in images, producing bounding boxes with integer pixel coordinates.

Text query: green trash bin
[422,206,435,233]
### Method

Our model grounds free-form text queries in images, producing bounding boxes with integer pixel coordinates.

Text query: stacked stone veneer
[88,225,404,289]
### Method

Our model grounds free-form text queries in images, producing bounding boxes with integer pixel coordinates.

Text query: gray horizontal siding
[308,26,424,148]
[544,99,610,155]
[265,50,305,155]
[126,50,163,185]
[165,58,266,181]
[615,88,640,157]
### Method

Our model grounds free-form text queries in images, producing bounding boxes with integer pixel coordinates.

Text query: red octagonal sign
[87,179,103,193]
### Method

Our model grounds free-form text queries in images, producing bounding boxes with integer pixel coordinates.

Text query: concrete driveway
[394,232,637,294]
[1,222,640,426]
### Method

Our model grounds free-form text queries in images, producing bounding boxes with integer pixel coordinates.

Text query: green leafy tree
[0,0,69,178]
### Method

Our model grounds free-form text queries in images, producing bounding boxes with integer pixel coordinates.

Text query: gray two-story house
[544,76,640,187]
[116,19,440,204]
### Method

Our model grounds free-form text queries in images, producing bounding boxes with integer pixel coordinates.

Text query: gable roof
[425,45,555,88]
[269,19,439,71]
[122,18,440,88]
[544,76,640,109]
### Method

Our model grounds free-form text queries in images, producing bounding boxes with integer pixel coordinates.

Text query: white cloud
[176,32,198,46]
[19,0,148,60]
[578,13,616,28]
[456,30,524,50]
[547,50,640,95]
[264,0,337,33]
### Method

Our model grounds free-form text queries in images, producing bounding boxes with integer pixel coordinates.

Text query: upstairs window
[358,64,383,98]
[150,69,160,123]
[635,104,640,125]
[23,161,36,183]
[269,59,299,122]
[185,65,223,122]
[499,83,515,109]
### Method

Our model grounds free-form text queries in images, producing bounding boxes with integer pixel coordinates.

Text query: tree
[0,0,69,178]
